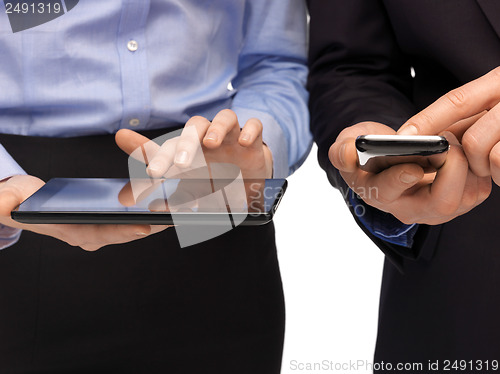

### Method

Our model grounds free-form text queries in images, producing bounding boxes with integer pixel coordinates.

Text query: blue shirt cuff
[0,224,22,250]
[232,107,289,178]
[348,190,418,248]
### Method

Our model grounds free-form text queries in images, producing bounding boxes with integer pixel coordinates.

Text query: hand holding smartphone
[355,135,449,173]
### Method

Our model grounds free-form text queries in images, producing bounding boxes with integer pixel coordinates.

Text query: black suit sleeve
[307,0,441,270]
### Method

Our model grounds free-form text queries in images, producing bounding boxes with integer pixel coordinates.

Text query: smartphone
[11,178,287,226]
[355,135,449,173]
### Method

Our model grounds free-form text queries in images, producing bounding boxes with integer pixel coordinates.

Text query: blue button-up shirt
[0,0,311,248]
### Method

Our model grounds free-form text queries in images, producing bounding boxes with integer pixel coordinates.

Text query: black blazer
[308,0,500,368]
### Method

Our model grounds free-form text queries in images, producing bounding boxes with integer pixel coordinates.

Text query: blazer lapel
[476,0,500,39]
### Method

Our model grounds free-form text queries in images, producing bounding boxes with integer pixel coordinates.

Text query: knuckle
[218,109,237,119]
[491,66,500,81]
[248,117,263,130]
[393,212,416,225]
[434,198,459,217]
[371,173,407,205]
[461,188,478,209]
[462,133,491,177]
[489,107,500,122]
[66,238,83,248]
[481,179,493,197]
[444,88,469,112]
[400,217,417,225]
[176,138,196,152]
[484,67,500,107]
[213,110,238,127]
[476,177,492,202]
[188,116,207,124]
[165,137,178,147]
[81,243,101,252]
[65,239,78,247]
[0,184,19,196]
[184,116,207,130]
[412,112,434,129]
[328,144,337,166]
[492,174,500,189]
[207,122,224,132]
[374,192,392,205]
[461,131,481,155]
[337,128,351,140]
[358,196,377,211]
[157,145,173,158]
[184,117,210,133]
[58,231,78,247]
[489,145,500,168]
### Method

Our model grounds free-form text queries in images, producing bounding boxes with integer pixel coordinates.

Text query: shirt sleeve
[0,225,22,250]
[0,144,26,250]
[231,0,312,178]
[0,144,26,180]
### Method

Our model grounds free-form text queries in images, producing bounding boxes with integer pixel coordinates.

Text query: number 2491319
[6,2,62,14]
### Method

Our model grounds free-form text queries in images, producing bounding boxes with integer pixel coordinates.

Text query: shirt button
[129,118,140,127]
[127,40,139,52]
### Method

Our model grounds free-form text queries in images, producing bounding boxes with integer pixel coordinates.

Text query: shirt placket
[116,0,152,130]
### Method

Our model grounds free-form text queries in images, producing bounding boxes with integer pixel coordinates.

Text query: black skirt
[0,131,285,374]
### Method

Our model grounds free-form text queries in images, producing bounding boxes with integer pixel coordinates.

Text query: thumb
[329,138,358,172]
[0,175,44,217]
[0,189,23,217]
[330,122,396,172]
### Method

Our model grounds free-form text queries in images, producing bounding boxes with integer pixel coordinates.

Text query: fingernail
[399,124,419,136]
[339,144,346,167]
[147,161,161,172]
[400,172,419,184]
[205,132,218,142]
[240,132,251,142]
[146,168,160,178]
[175,151,188,165]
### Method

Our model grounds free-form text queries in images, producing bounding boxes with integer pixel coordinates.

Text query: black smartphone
[11,178,287,226]
[355,135,449,173]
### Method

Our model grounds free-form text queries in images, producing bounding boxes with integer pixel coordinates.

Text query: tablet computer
[11,178,287,226]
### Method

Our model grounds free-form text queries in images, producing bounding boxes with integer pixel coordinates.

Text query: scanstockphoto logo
[4,0,79,33]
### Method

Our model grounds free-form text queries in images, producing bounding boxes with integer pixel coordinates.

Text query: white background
[274,145,384,374]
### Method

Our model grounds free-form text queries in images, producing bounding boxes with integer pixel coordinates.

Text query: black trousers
[374,182,500,373]
[0,131,285,374]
